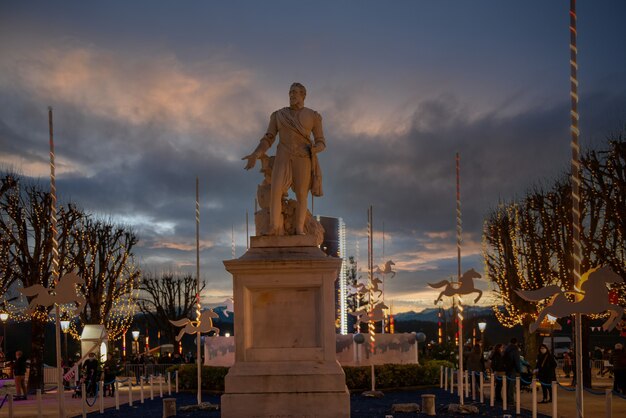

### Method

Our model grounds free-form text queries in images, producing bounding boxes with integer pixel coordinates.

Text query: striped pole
[196,177,202,405]
[569,2,583,417]
[367,205,376,391]
[456,152,464,405]
[49,107,65,418]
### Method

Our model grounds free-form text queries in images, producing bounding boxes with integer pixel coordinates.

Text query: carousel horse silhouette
[515,265,623,333]
[375,260,396,278]
[170,309,220,342]
[20,271,85,314]
[220,297,234,317]
[428,268,483,305]
[350,302,388,329]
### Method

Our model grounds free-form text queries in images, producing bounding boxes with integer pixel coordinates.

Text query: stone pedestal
[222,235,350,418]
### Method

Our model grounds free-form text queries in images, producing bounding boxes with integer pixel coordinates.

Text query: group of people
[463,338,558,405]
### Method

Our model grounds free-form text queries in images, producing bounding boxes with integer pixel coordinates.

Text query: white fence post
[471,372,476,400]
[128,380,133,406]
[159,374,163,397]
[176,370,179,393]
[99,381,104,413]
[168,371,172,395]
[81,383,86,418]
[552,381,557,418]
[150,375,154,400]
[115,381,120,410]
[490,372,495,407]
[502,377,507,411]
[605,388,612,418]
[140,377,145,403]
[450,369,455,394]
[465,370,469,398]
[37,389,43,418]
[531,378,537,418]
[440,366,444,389]
[479,372,484,403]
[516,376,521,415]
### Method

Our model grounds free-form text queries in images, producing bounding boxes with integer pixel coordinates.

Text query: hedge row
[170,360,453,391]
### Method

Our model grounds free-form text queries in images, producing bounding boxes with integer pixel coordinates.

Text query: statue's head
[289,82,306,107]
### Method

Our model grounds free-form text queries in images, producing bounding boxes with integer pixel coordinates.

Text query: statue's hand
[311,142,325,154]
[242,154,257,170]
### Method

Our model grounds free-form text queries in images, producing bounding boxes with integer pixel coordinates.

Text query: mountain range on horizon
[393,305,497,323]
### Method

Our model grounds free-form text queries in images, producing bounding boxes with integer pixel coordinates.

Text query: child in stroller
[519,356,533,392]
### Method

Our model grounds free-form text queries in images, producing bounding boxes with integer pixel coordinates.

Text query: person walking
[504,338,521,406]
[563,351,572,378]
[12,350,27,400]
[489,343,506,403]
[466,344,485,396]
[612,343,626,394]
[535,344,557,403]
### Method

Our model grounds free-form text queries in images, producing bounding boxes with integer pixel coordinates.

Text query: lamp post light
[132,330,140,355]
[60,319,70,363]
[478,321,486,346]
[0,312,8,355]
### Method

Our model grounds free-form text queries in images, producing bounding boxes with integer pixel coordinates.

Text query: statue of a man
[242,83,326,235]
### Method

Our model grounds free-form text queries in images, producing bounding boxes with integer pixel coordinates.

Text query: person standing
[612,343,626,394]
[12,350,27,400]
[563,351,572,378]
[83,352,100,397]
[489,343,506,403]
[535,344,557,403]
[504,338,521,405]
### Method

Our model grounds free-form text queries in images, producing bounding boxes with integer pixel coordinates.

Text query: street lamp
[0,312,8,355]
[478,321,486,346]
[60,319,70,363]
[132,330,140,355]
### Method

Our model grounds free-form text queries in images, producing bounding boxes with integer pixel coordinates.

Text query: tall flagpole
[569,1,583,416]
[367,205,376,392]
[456,152,464,405]
[195,177,202,405]
[49,107,65,418]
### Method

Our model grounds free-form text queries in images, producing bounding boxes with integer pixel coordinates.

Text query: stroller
[519,357,533,392]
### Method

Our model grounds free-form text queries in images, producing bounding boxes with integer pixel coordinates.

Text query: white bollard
[150,375,154,400]
[444,367,448,391]
[168,371,171,395]
[458,369,463,398]
[503,376,507,410]
[450,369,454,394]
[552,381,557,418]
[81,383,87,418]
[175,370,179,393]
[8,395,14,418]
[471,371,476,400]
[159,374,163,397]
[37,389,43,418]
[128,380,133,406]
[605,388,612,418]
[115,381,120,410]
[140,377,144,403]
[440,366,443,389]
[531,378,537,418]
[465,370,469,398]
[516,376,521,415]
[490,372,495,407]
[99,381,104,414]
[479,372,484,403]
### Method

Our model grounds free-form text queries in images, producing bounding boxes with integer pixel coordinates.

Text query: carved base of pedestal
[221,390,349,418]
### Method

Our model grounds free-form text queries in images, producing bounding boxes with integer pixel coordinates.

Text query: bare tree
[137,273,206,345]
[0,174,82,391]
[71,217,140,341]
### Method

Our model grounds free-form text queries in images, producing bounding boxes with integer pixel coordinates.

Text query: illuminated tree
[0,174,82,391]
[137,273,206,344]
[70,218,140,341]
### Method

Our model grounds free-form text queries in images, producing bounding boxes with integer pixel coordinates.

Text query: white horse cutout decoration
[170,309,220,341]
[429,268,483,305]
[375,260,396,278]
[350,301,389,330]
[515,265,623,333]
[20,271,85,314]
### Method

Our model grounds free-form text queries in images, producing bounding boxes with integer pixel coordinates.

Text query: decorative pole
[569,1,583,416]
[456,152,464,405]
[49,107,66,418]
[231,225,236,259]
[368,205,376,391]
[195,177,202,405]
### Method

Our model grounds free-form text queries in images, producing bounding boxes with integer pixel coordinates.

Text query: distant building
[316,216,348,335]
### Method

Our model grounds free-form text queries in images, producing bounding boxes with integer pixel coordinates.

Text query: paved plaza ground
[0,372,624,417]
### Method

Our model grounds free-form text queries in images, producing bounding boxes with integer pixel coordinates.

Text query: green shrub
[168,361,452,392]
[169,364,229,391]
[343,362,451,390]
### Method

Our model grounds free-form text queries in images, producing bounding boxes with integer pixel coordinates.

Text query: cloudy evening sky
[1,1,625,312]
